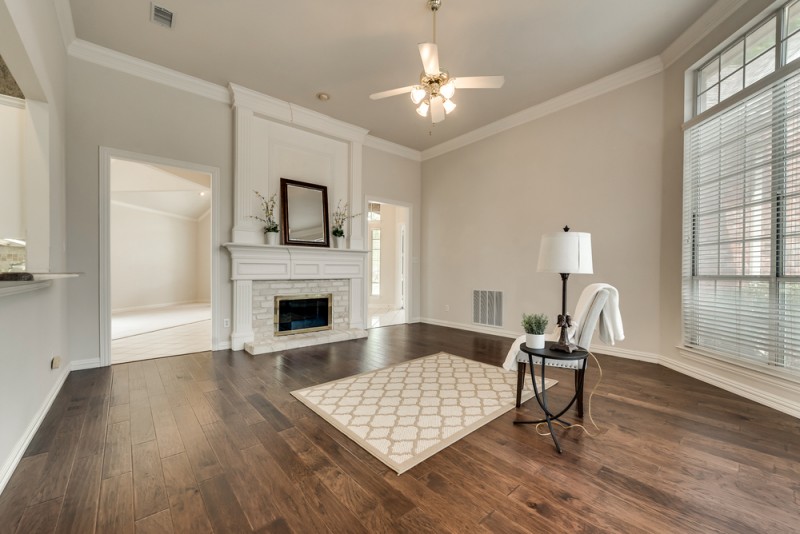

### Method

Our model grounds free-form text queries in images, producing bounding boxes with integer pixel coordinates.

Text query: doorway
[99,148,221,366]
[366,200,410,328]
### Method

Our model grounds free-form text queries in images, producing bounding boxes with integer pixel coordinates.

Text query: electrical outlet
[223,318,230,328]
[444,305,450,312]
[50,356,61,369]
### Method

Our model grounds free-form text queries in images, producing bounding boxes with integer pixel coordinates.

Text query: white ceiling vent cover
[151,3,174,28]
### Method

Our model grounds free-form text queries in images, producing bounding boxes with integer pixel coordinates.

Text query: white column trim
[231,280,254,350]
[232,106,262,244]
[349,142,365,251]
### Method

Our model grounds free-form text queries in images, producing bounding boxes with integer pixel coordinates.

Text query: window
[694,1,800,115]
[368,202,381,222]
[371,229,381,296]
[684,5,800,372]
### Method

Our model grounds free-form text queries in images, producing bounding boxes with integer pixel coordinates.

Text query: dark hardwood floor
[1,323,799,533]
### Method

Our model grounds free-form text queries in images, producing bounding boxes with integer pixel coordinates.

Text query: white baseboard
[591,345,661,364]
[661,353,800,420]
[71,358,102,370]
[420,317,519,339]
[111,300,204,314]
[419,317,800,420]
[0,366,70,495]
[213,341,231,351]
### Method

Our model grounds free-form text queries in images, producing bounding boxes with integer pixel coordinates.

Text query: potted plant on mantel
[522,313,548,349]
[331,199,360,249]
[251,190,279,245]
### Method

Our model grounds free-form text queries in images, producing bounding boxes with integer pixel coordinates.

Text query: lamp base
[550,314,577,353]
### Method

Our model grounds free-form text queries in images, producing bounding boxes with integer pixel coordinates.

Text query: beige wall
[66,57,233,361]
[363,147,422,320]
[110,203,200,310]
[422,74,664,354]
[0,101,23,240]
[0,0,70,491]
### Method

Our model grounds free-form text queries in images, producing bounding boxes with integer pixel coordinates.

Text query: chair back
[574,288,610,350]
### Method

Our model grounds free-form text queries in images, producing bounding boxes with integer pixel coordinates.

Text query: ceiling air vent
[151,3,174,28]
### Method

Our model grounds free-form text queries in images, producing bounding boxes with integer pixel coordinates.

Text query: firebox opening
[274,293,333,336]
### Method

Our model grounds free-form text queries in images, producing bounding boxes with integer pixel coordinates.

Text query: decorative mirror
[280,178,330,247]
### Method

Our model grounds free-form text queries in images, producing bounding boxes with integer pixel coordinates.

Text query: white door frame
[365,196,413,323]
[98,147,223,367]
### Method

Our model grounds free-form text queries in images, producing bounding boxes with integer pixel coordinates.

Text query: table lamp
[537,226,593,353]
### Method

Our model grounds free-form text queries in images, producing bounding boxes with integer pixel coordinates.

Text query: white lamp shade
[537,231,593,274]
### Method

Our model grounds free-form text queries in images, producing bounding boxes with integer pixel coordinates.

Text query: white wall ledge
[0,280,52,297]
[0,273,80,298]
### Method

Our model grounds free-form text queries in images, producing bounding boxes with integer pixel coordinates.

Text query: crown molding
[68,39,231,104]
[0,94,25,109]
[53,0,76,51]
[364,135,422,162]
[229,83,369,143]
[660,0,750,69]
[111,199,203,222]
[422,55,664,161]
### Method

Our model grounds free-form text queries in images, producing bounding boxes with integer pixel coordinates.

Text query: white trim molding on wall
[0,364,69,494]
[364,135,422,162]
[98,147,224,366]
[419,318,800,419]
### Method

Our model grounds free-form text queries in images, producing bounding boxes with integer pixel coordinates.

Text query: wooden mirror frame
[280,178,330,247]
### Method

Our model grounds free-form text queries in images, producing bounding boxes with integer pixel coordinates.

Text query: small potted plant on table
[522,313,548,349]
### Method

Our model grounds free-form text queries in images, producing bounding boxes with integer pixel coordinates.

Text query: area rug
[291,352,557,474]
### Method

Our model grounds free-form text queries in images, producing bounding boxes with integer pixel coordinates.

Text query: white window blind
[683,69,800,371]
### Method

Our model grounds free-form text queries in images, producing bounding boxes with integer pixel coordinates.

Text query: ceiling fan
[369,0,505,124]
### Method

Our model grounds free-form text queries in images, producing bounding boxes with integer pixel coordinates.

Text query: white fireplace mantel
[224,243,368,351]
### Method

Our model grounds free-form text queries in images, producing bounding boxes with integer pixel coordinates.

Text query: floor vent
[473,290,503,327]
[151,3,174,28]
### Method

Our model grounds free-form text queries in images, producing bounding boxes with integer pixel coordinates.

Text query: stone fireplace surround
[225,243,368,355]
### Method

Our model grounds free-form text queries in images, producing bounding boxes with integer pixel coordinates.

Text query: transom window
[695,0,800,115]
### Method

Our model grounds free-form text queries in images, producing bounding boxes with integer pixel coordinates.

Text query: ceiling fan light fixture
[440,79,455,99]
[410,86,427,104]
[369,0,505,126]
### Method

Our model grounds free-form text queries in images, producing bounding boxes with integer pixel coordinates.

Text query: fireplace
[274,293,333,336]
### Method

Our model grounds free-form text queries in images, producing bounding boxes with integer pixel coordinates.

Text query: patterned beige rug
[291,352,557,474]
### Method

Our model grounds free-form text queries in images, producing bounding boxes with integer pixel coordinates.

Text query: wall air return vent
[151,3,174,28]
[473,290,503,327]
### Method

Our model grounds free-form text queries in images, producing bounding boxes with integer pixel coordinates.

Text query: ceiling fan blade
[418,43,440,76]
[430,97,445,123]
[369,85,416,100]
[453,76,505,89]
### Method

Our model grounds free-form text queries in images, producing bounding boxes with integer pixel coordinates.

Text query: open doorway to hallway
[367,201,410,328]
[109,158,212,363]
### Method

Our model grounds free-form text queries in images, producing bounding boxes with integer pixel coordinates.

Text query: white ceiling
[68,0,717,151]
[110,159,211,219]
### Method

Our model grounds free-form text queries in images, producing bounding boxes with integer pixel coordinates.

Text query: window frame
[684,2,800,375]
[691,1,800,117]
